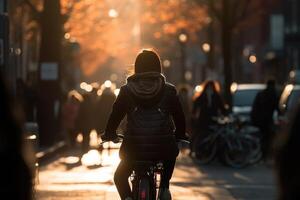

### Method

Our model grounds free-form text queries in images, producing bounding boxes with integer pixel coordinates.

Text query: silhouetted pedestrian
[62,90,82,148]
[96,87,116,134]
[192,80,226,137]
[77,87,98,154]
[178,86,192,134]
[251,79,279,160]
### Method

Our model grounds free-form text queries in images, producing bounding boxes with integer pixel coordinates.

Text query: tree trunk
[222,0,233,109]
[222,28,233,108]
[37,0,62,146]
[207,20,215,70]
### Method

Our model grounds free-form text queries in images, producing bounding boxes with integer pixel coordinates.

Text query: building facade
[285,0,300,70]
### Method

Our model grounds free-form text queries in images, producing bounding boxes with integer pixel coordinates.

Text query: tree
[22,0,75,146]
[141,0,208,52]
[196,0,276,107]
[62,0,208,78]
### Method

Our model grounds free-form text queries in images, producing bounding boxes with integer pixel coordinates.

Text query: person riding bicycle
[101,49,187,200]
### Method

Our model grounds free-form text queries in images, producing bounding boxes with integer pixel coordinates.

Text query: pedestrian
[0,76,32,200]
[101,49,187,200]
[191,80,226,140]
[96,87,116,135]
[178,86,192,134]
[275,101,300,200]
[76,86,98,155]
[251,79,279,160]
[24,76,37,122]
[62,90,82,148]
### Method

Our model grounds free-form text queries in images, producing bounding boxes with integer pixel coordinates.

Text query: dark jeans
[259,124,275,160]
[114,159,176,200]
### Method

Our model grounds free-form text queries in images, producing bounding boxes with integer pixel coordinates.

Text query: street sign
[40,62,58,80]
[270,15,284,50]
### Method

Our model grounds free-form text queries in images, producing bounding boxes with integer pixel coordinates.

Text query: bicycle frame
[131,161,164,200]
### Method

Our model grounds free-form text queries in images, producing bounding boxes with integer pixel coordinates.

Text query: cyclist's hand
[100,134,109,142]
[176,135,190,146]
[101,133,117,142]
[112,137,122,144]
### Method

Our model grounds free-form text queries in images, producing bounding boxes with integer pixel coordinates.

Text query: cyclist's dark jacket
[104,72,186,160]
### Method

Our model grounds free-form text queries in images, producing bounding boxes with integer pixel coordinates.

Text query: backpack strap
[156,86,169,113]
[122,85,140,113]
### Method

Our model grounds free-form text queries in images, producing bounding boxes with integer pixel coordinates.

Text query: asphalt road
[35,147,277,200]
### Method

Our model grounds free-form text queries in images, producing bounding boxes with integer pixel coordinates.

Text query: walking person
[191,80,226,146]
[101,49,187,200]
[62,90,82,148]
[77,86,98,155]
[178,86,192,134]
[96,87,116,135]
[251,79,279,160]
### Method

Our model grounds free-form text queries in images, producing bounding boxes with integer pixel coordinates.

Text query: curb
[36,141,67,164]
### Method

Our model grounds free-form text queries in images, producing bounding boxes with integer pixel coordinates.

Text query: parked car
[231,83,266,120]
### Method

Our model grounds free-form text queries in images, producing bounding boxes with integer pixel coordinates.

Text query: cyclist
[101,49,187,200]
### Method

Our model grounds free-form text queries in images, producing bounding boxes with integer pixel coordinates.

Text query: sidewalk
[36,141,67,164]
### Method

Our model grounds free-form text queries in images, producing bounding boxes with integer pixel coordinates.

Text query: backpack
[122,88,178,160]
[127,95,175,136]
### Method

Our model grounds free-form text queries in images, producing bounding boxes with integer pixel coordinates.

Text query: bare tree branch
[62,1,79,25]
[230,0,241,23]
[209,0,222,21]
[231,0,251,29]
[194,0,222,21]
[22,0,41,21]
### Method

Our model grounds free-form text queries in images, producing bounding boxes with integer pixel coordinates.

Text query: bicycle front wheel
[193,135,217,164]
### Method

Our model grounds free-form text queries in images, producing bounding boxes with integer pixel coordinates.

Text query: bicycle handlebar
[176,139,190,144]
[100,134,124,146]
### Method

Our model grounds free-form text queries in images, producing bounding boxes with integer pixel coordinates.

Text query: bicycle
[100,135,189,200]
[192,115,262,168]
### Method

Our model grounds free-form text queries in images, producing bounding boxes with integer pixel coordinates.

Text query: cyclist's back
[102,49,186,200]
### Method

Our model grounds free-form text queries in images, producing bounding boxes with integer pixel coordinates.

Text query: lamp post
[178,33,188,83]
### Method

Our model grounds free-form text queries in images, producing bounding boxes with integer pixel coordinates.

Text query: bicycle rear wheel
[223,138,250,169]
[244,135,262,165]
[138,178,152,200]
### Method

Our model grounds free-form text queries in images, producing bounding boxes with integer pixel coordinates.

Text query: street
[36,148,277,200]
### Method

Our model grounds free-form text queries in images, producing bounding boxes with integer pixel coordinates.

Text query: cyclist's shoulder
[119,85,132,96]
[164,82,177,96]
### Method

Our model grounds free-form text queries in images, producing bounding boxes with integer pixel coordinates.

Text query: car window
[233,89,261,107]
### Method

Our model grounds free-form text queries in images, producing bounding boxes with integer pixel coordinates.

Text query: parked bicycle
[100,135,189,200]
[192,115,262,168]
